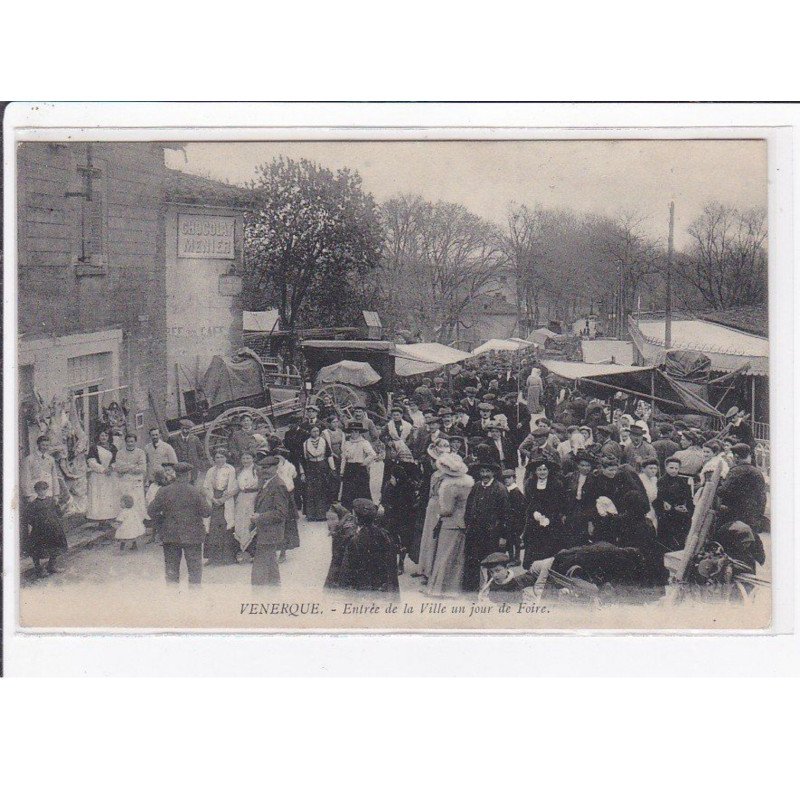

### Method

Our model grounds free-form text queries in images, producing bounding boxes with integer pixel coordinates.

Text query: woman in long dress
[522,458,566,567]
[322,415,345,476]
[112,433,147,522]
[339,424,377,508]
[426,453,474,597]
[86,429,119,526]
[303,425,336,521]
[203,447,239,565]
[233,451,259,562]
[324,502,358,589]
[415,445,449,582]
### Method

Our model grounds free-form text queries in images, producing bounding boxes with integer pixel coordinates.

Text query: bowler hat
[174,462,193,475]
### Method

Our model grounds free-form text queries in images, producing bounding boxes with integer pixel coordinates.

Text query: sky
[165,139,767,248]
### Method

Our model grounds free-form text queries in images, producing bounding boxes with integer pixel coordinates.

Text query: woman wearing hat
[302,425,336,522]
[425,453,474,596]
[522,458,566,567]
[203,447,239,565]
[339,423,377,508]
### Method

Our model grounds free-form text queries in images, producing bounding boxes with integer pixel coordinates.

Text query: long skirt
[86,472,119,521]
[304,460,331,521]
[282,491,300,551]
[416,495,441,577]
[205,489,238,565]
[341,463,371,509]
[522,522,564,569]
[234,490,258,552]
[426,526,466,596]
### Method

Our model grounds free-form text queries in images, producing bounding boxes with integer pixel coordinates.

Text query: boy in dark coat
[502,468,525,565]
[478,552,538,602]
[26,480,68,578]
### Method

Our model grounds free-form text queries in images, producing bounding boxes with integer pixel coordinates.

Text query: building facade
[17,143,246,461]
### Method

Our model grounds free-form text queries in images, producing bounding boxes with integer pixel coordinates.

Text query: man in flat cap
[169,418,208,484]
[250,455,293,586]
[147,462,211,585]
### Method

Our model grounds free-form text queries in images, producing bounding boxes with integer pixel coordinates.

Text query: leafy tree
[243,157,384,331]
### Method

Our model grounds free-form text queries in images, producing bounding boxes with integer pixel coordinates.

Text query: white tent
[243,309,280,333]
[395,342,472,377]
[471,338,537,356]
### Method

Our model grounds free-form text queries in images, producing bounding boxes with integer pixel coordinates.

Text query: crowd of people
[21,354,768,600]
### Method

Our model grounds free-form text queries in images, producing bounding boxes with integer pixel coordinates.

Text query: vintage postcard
[4,106,785,634]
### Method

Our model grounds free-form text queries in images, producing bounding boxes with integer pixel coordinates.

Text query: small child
[26,480,68,578]
[116,493,145,551]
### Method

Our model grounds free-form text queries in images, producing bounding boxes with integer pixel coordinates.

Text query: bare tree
[378,196,506,343]
[675,203,768,309]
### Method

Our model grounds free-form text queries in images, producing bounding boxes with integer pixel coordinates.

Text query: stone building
[17,142,248,457]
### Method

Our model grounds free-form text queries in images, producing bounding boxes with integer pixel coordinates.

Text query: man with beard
[463,463,510,591]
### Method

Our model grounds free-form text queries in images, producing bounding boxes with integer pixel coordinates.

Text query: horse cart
[169,347,305,461]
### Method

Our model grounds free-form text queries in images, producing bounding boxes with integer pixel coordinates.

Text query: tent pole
[577,376,718,417]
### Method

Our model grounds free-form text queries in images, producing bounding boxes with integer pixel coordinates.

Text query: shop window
[68,352,112,440]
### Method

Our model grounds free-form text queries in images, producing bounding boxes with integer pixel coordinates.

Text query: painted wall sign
[177,214,235,259]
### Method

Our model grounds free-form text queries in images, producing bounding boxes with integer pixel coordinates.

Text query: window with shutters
[68,145,108,274]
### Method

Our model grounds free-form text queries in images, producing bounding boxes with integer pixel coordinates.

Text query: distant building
[462,292,520,349]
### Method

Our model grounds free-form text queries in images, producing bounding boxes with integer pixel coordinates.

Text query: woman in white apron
[203,448,239,565]
[86,430,119,526]
[112,433,147,522]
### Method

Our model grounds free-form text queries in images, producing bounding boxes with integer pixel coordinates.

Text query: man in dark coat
[250,455,292,586]
[717,444,767,531]
[463,463,510,591]
[169,418,208,483]
[337,499,400,594]
[502,469,525,564]
[726,407,755,448]
[147,461,212,585]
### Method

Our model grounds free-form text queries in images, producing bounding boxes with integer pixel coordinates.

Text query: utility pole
[666,201,674,348]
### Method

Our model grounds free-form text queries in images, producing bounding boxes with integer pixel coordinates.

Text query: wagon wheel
[204,406,275,463]
[311,383,363,423]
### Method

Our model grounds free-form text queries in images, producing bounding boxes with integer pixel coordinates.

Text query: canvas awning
[315,360,381,387]
[471,338,537,355]
[395,342,472,377]
[541,360,724,418]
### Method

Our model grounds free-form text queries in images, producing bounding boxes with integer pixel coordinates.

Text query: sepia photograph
[7,123,776,631]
